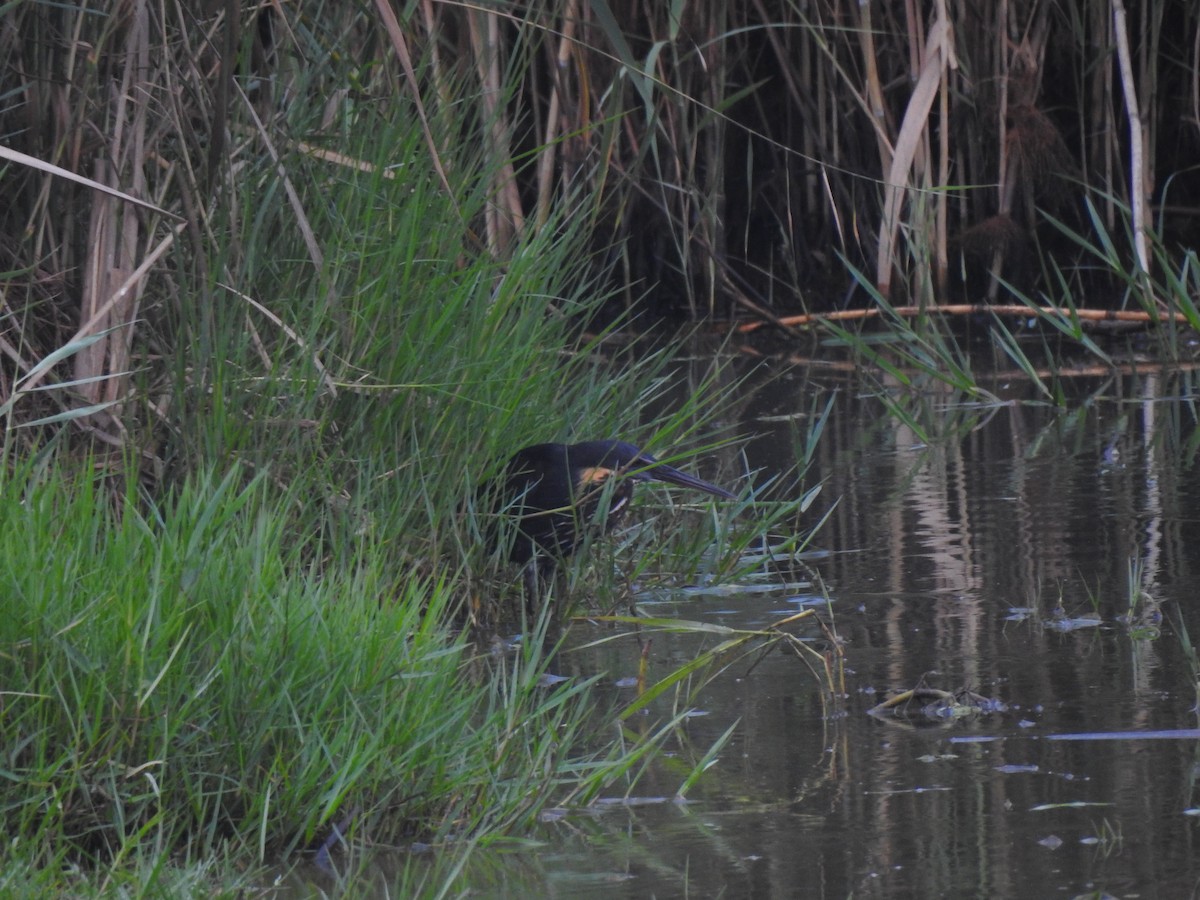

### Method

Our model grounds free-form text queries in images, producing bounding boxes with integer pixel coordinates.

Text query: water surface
[293,343,1200,898]
[516,349,1200,898]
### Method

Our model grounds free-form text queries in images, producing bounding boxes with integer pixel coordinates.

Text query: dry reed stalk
[217,283,338,397]
[770,353,1200,383]
[4,0,1198,341]
[536,0,581,228]
[1135,0,1163,199]
[700,5,730,316]
[1111,0,1153,290]
[236,76,327,276]
[995,0,1011,214]
[74,0,156,433]
[733,303,1195,334]
[16,223,186,403]
[934,0,951,298]
[875,15,954,297]
[373,0,458,217]
[800,10,819,217]
[468,6,525,256]
[0,148,175,219]
[987,0,1013,304]
[934,95,949,289]
[986,12,1060,300]
[1089,3,1118,231]
[420,0,453,111]
[855,0,893,173]
[1193,23,1200,140]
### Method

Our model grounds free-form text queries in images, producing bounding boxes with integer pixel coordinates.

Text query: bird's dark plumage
[484,440,734,599]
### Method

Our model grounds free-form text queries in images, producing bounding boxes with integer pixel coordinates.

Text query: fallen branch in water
[732,303,1196,334]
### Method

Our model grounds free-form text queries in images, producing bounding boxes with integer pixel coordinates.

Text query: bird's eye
[578,466,614,485]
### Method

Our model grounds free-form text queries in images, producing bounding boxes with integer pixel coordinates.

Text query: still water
[306,341,1200,897]
[515,346,1200,898]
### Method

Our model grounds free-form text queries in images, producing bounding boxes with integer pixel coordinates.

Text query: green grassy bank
[0,9,748,895]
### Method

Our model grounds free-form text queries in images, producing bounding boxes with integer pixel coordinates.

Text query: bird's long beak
[634,457,736,500]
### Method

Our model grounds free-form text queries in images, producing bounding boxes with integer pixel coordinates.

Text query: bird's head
[568,440,735,500]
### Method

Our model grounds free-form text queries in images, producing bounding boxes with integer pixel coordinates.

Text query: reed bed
[302,0,1199,318]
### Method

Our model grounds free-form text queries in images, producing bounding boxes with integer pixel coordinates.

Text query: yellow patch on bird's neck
[578,466,615,485]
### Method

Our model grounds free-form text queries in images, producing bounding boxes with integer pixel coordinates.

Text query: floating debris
[868,685,1005,724]
[1044,615,1103,632]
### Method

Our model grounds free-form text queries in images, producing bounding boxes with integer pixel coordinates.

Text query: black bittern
[485,440,735,603]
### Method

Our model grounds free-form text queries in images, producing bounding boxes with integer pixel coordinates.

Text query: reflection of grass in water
[1117,556,1163,639]
[571,601,842,764]
[1168,605,1200,709]
[1083,817,1125,858]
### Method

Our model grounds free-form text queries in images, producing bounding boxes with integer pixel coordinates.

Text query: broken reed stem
[733,303,1196,334]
